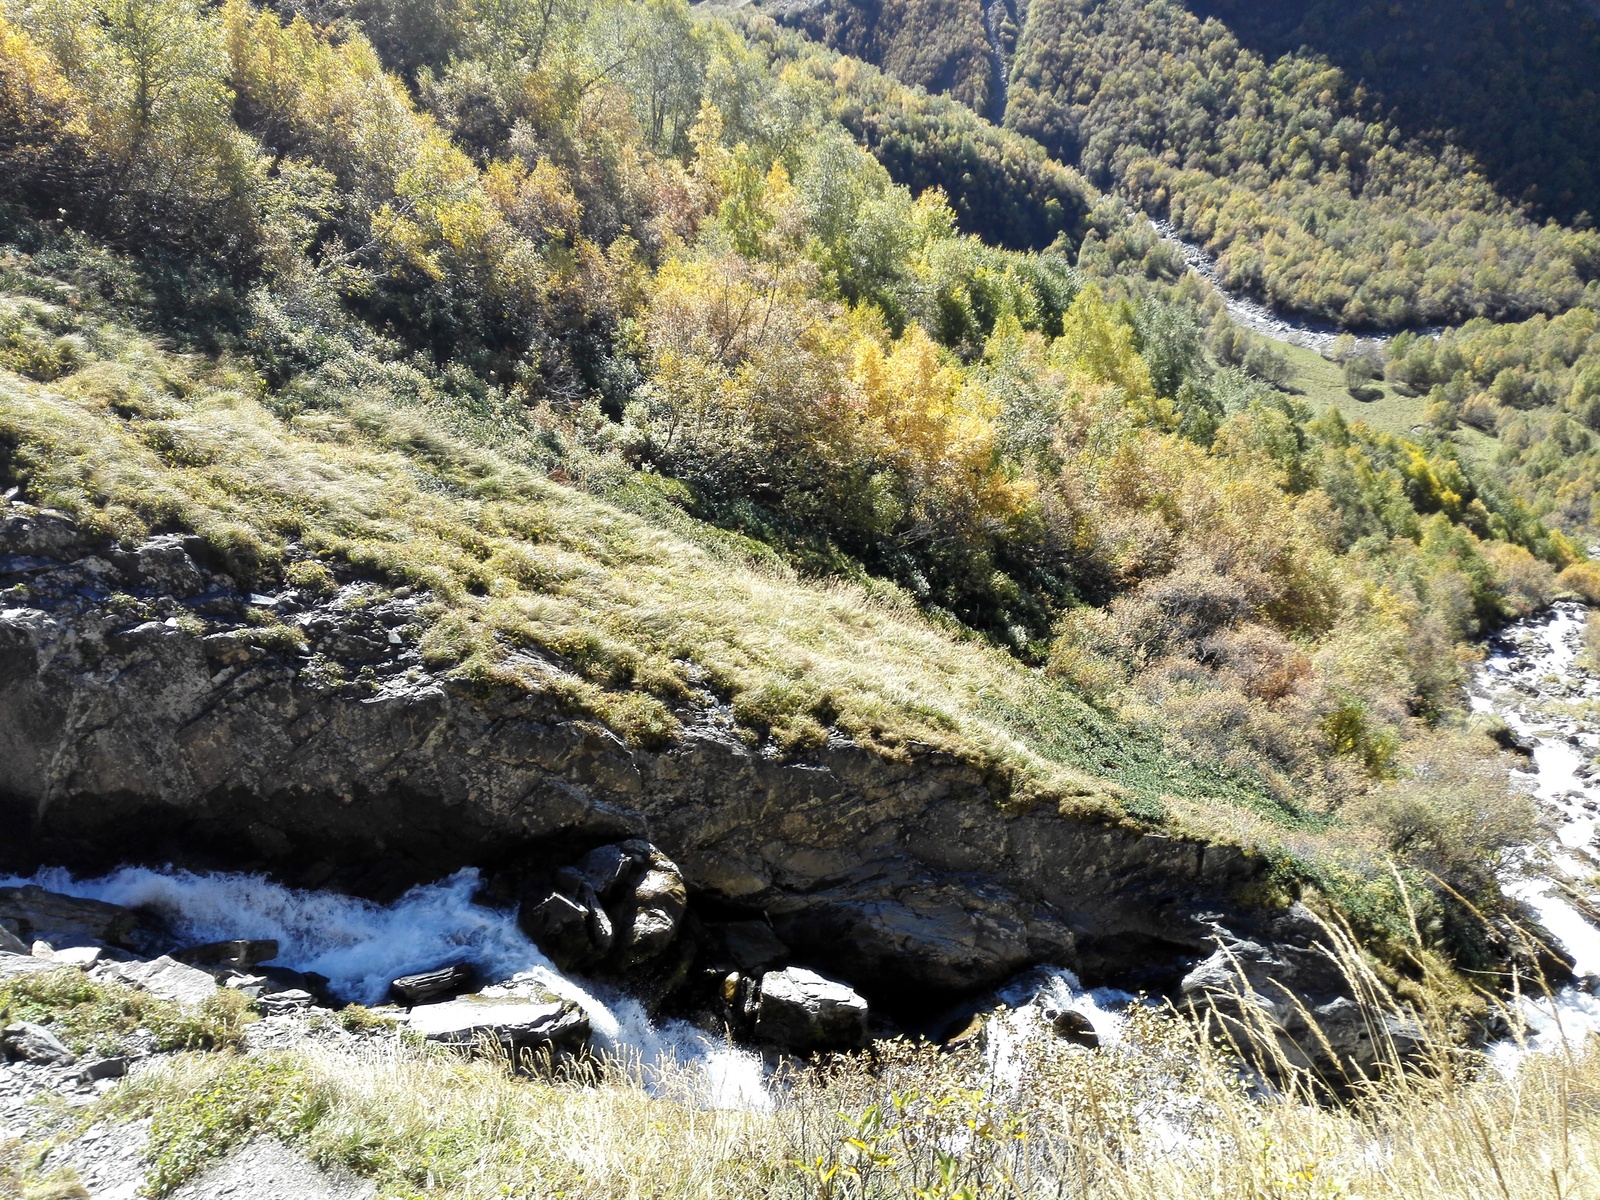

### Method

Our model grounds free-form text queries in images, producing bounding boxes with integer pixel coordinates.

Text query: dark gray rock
[520,841,687,977]
[752,966,869,1052]
[1042,1005,1099,1048]
[390,964,474,1006]
[2,1021,76,1066]
[0,886,136,948]
[1179,903,1425,1081]
[705,920,788,974]
[77,1056,128,1083]
[175,940,280,970]
[519,890,612,971]
[0,919,26,955]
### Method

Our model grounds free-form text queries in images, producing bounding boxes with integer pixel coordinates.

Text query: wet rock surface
[0,500,1286,1008]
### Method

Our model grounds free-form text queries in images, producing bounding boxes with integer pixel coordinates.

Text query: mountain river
[6,608,1600,1107]
[1143,215,1445,355]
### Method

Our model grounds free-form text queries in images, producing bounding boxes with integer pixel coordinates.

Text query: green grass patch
[1270,337,1432,436]
[0,969,256,1057]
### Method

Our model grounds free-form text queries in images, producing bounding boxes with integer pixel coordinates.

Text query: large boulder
[175,940,280,971]
[390,963,475,1006]
[0,886,136,948]
[519,841,688,978]
[2,1021,76,1066]
[751,966,869,1053]
[403,982,589,1060]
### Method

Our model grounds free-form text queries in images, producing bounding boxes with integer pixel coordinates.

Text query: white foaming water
[1471,600,1600,1065]
[985,967,1138,1090]
[2,864,770,1110]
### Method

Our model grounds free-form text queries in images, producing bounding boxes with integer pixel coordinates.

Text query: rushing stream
[1470,600,1600,1061]
[7,607,1600,1109]
[1143,215,1445,355]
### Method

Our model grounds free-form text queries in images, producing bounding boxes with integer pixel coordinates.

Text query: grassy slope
[1272,338,1429,435]
[1269,335,1505,478]
[0,266,1305,839]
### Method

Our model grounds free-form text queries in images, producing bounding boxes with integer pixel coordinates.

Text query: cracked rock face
[1,501,1277,1007]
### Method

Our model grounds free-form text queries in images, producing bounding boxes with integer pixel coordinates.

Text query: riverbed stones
[1179,903,1425,1080]
[95,956,218,1007]
[751,966,869,1052]
[1042,1005,1099,1049]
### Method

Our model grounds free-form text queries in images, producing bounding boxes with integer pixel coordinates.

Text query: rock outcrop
[1,502,1276,1011]
[1179,903,1426,1079]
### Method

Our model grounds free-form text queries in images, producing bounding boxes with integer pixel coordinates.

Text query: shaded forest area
[768,0,1600,328]
[1192,0,1600,226]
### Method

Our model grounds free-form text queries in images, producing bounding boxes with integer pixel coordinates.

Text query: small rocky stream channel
[4,593,1600,1194]
[1470,600,1600,1055]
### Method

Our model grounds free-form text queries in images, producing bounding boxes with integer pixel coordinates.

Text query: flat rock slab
[168,1139,375,1200]
[0,954,61,982]
[95,956,218,1007]
[0,887,135,947]
[404,992,589,1053]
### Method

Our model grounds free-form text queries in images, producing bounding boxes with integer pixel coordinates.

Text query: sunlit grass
[0,277,1295,830]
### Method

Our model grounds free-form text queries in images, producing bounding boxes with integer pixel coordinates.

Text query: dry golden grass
[85,985,1600,1200]
[0,275,1297,828]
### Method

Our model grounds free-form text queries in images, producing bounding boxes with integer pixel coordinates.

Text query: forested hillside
[1,0,1593,1000]
[1193,0,1600,225]
[769,0,1600,328]
[5,0,1600,1194]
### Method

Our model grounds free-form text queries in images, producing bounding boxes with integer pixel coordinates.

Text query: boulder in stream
[519,840,688,977]
[390,963,475,1006]
[404,983,589,1059]
[0,886,136,948]
[752,966,869,1053]
[176,939,280,970]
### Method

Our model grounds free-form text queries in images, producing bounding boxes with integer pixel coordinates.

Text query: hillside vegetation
[0,0,1589,968]
[771,0,1600,328]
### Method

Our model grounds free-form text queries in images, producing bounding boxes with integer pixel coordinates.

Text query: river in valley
[1143,215,1445,356]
